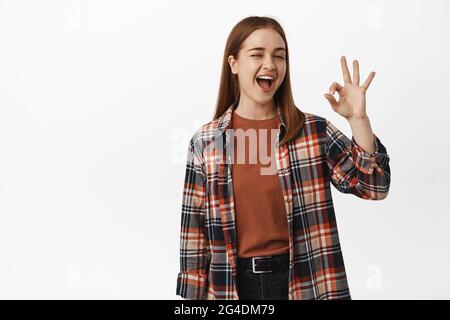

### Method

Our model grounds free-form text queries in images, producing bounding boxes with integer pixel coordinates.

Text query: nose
[262,55,276,70]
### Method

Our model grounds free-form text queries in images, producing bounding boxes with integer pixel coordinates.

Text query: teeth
[257,75,275,80]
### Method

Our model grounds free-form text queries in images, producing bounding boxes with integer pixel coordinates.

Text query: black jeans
[236,253,289,300]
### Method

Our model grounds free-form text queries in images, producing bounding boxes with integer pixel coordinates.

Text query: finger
[329,82,343,95]
[353,60,360,85]
[324,93,339,110]
[340,56,352,84]
[362,71,376,90]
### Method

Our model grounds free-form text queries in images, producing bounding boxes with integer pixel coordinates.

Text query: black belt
[237,253,290,274]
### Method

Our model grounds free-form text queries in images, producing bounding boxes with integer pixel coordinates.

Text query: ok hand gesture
[324,56,376,121]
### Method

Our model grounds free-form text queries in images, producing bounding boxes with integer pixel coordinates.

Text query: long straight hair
[212,16,305,146]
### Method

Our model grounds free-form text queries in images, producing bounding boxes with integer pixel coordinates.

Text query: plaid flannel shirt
[176,103,391,300]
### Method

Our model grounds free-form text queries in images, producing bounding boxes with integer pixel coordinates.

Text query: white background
[0,0,449,299]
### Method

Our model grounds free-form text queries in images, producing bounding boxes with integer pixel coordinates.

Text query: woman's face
[228,28,287,105]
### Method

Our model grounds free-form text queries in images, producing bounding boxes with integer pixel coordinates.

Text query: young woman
[176,16,391,300]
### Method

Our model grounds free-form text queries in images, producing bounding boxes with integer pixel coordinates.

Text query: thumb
[324,93,339,110]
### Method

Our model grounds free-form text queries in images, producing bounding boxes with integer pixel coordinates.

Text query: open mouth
[256,77,275,91]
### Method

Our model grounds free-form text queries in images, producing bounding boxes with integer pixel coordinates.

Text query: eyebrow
[247,47,286,52]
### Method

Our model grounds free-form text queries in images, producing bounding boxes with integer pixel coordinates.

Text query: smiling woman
[176,15,391,301]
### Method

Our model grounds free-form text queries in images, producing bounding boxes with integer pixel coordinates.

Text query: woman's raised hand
[324,56,376,121]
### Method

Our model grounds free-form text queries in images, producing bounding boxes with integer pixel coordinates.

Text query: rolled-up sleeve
[326,119,391,200]
[176,137,209,299]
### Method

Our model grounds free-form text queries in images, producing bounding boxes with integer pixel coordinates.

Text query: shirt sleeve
[326,119,391,200]
[176,137,210,300]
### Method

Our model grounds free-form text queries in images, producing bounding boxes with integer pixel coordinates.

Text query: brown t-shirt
[231,110,290,258]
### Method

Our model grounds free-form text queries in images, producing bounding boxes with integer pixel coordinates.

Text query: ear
[228,55,237,75]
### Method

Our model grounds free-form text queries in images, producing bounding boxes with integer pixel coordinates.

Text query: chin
[255,95,275,104]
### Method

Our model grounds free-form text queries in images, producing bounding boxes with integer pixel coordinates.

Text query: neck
[234,98,277,120]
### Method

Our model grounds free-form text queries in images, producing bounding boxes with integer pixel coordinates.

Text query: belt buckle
[252,256,273,274]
